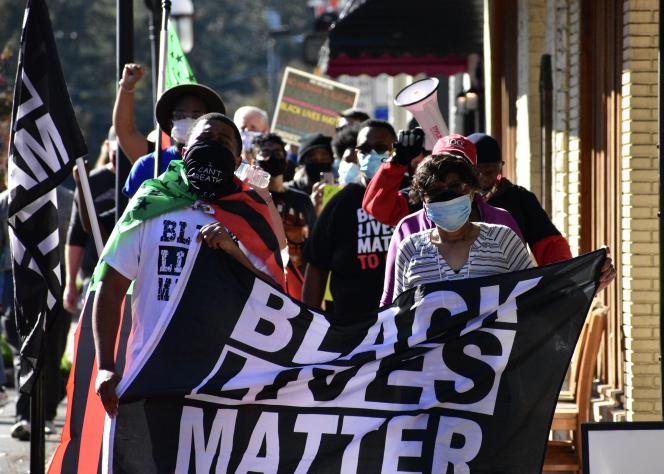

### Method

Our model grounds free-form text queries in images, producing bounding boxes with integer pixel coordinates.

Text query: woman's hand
[197,223,235,252]
[597,247,617,293]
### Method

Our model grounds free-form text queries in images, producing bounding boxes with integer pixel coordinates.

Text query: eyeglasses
[426,182,471,200]
[172,111,204,121]
[356,144,392,155]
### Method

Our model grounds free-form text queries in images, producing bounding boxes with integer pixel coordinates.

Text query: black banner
[8,0,87,391]
[94,246,604,473]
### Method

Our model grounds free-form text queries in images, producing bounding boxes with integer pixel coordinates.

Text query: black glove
[392,127,425,166]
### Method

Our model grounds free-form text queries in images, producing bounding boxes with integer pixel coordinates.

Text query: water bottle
[235,162,271,189]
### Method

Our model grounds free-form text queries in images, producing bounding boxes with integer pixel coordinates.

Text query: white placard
[584,422,664,473]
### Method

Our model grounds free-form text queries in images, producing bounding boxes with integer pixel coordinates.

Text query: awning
[320,0,484,77]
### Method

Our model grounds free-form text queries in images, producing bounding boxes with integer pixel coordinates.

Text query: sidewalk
[0,388,67,474]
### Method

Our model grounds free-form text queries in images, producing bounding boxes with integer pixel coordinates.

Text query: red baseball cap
[431,134,477,166]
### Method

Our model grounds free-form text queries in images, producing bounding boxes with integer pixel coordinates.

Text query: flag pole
[154,0,171,178]
[75,158,105,255]
[115,0,134,221]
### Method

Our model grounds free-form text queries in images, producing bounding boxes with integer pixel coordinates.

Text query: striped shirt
[393,223,534,300]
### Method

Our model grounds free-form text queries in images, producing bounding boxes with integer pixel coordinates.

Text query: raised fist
[392,127,425,166]
[119,63,144,91]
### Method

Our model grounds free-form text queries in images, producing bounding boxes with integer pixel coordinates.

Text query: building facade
[485,0,661,420]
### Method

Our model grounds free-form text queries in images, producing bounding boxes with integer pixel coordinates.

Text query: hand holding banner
[50,240,606,473]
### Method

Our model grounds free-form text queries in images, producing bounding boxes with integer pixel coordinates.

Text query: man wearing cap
[336,108,370,132]
[302,120,397,320]
[376,134,523,306]
[469,133,572,265]
[93,112,286,417]
[287,133,334,196]
[122,83,226,197]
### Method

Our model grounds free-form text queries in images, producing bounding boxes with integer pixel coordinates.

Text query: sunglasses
[426,182,471,201]
[356,144,392,154]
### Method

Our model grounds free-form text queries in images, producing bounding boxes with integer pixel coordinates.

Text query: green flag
[165,19,197,89]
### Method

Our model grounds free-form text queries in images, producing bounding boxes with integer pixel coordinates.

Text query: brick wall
[621,0,661,421]
[515,0,546,198]
[566,0,581,256]
[547,0,581,256]
[527,0,661,419]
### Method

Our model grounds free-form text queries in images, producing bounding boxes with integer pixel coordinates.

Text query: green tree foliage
[0,0,314,170]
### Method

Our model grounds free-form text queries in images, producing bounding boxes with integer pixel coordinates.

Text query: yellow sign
[271,67,359,145]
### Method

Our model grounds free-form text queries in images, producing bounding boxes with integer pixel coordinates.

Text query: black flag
[50,245,605,473]
[7,0,87,392]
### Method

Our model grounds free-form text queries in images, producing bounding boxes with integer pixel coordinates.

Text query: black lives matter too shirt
[303,183,394,318]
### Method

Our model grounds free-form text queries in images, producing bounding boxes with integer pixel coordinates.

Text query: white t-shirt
[103,206,270,369]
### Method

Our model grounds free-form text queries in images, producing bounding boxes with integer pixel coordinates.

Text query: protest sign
[272,67,359,144]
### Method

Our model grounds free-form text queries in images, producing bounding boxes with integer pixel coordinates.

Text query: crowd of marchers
[0,62,617,432]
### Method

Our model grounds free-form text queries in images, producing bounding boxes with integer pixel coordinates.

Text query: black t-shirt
[284,167,313,195]
[303,183,394,319]
[488,178,561,247]
[272,186,316,273]
[66,167,116,277]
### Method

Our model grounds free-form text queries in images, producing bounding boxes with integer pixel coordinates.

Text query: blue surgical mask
[358,150,388,179]
[425,194,473,232]
[338,160,361,185]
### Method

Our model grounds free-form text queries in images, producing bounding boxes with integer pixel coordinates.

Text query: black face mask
[305,162,332,183]
[257,153,287,177]
[183,141,239,200]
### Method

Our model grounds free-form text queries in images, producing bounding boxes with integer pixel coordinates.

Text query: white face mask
[338,160,361,185]
[241,130,262,152]
[171,117,196,144]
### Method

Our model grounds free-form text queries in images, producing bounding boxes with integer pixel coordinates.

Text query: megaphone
[394,78,449,150]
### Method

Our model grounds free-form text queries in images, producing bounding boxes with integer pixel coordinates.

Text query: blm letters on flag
[8,0,87,391]
[50,241,605,474]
